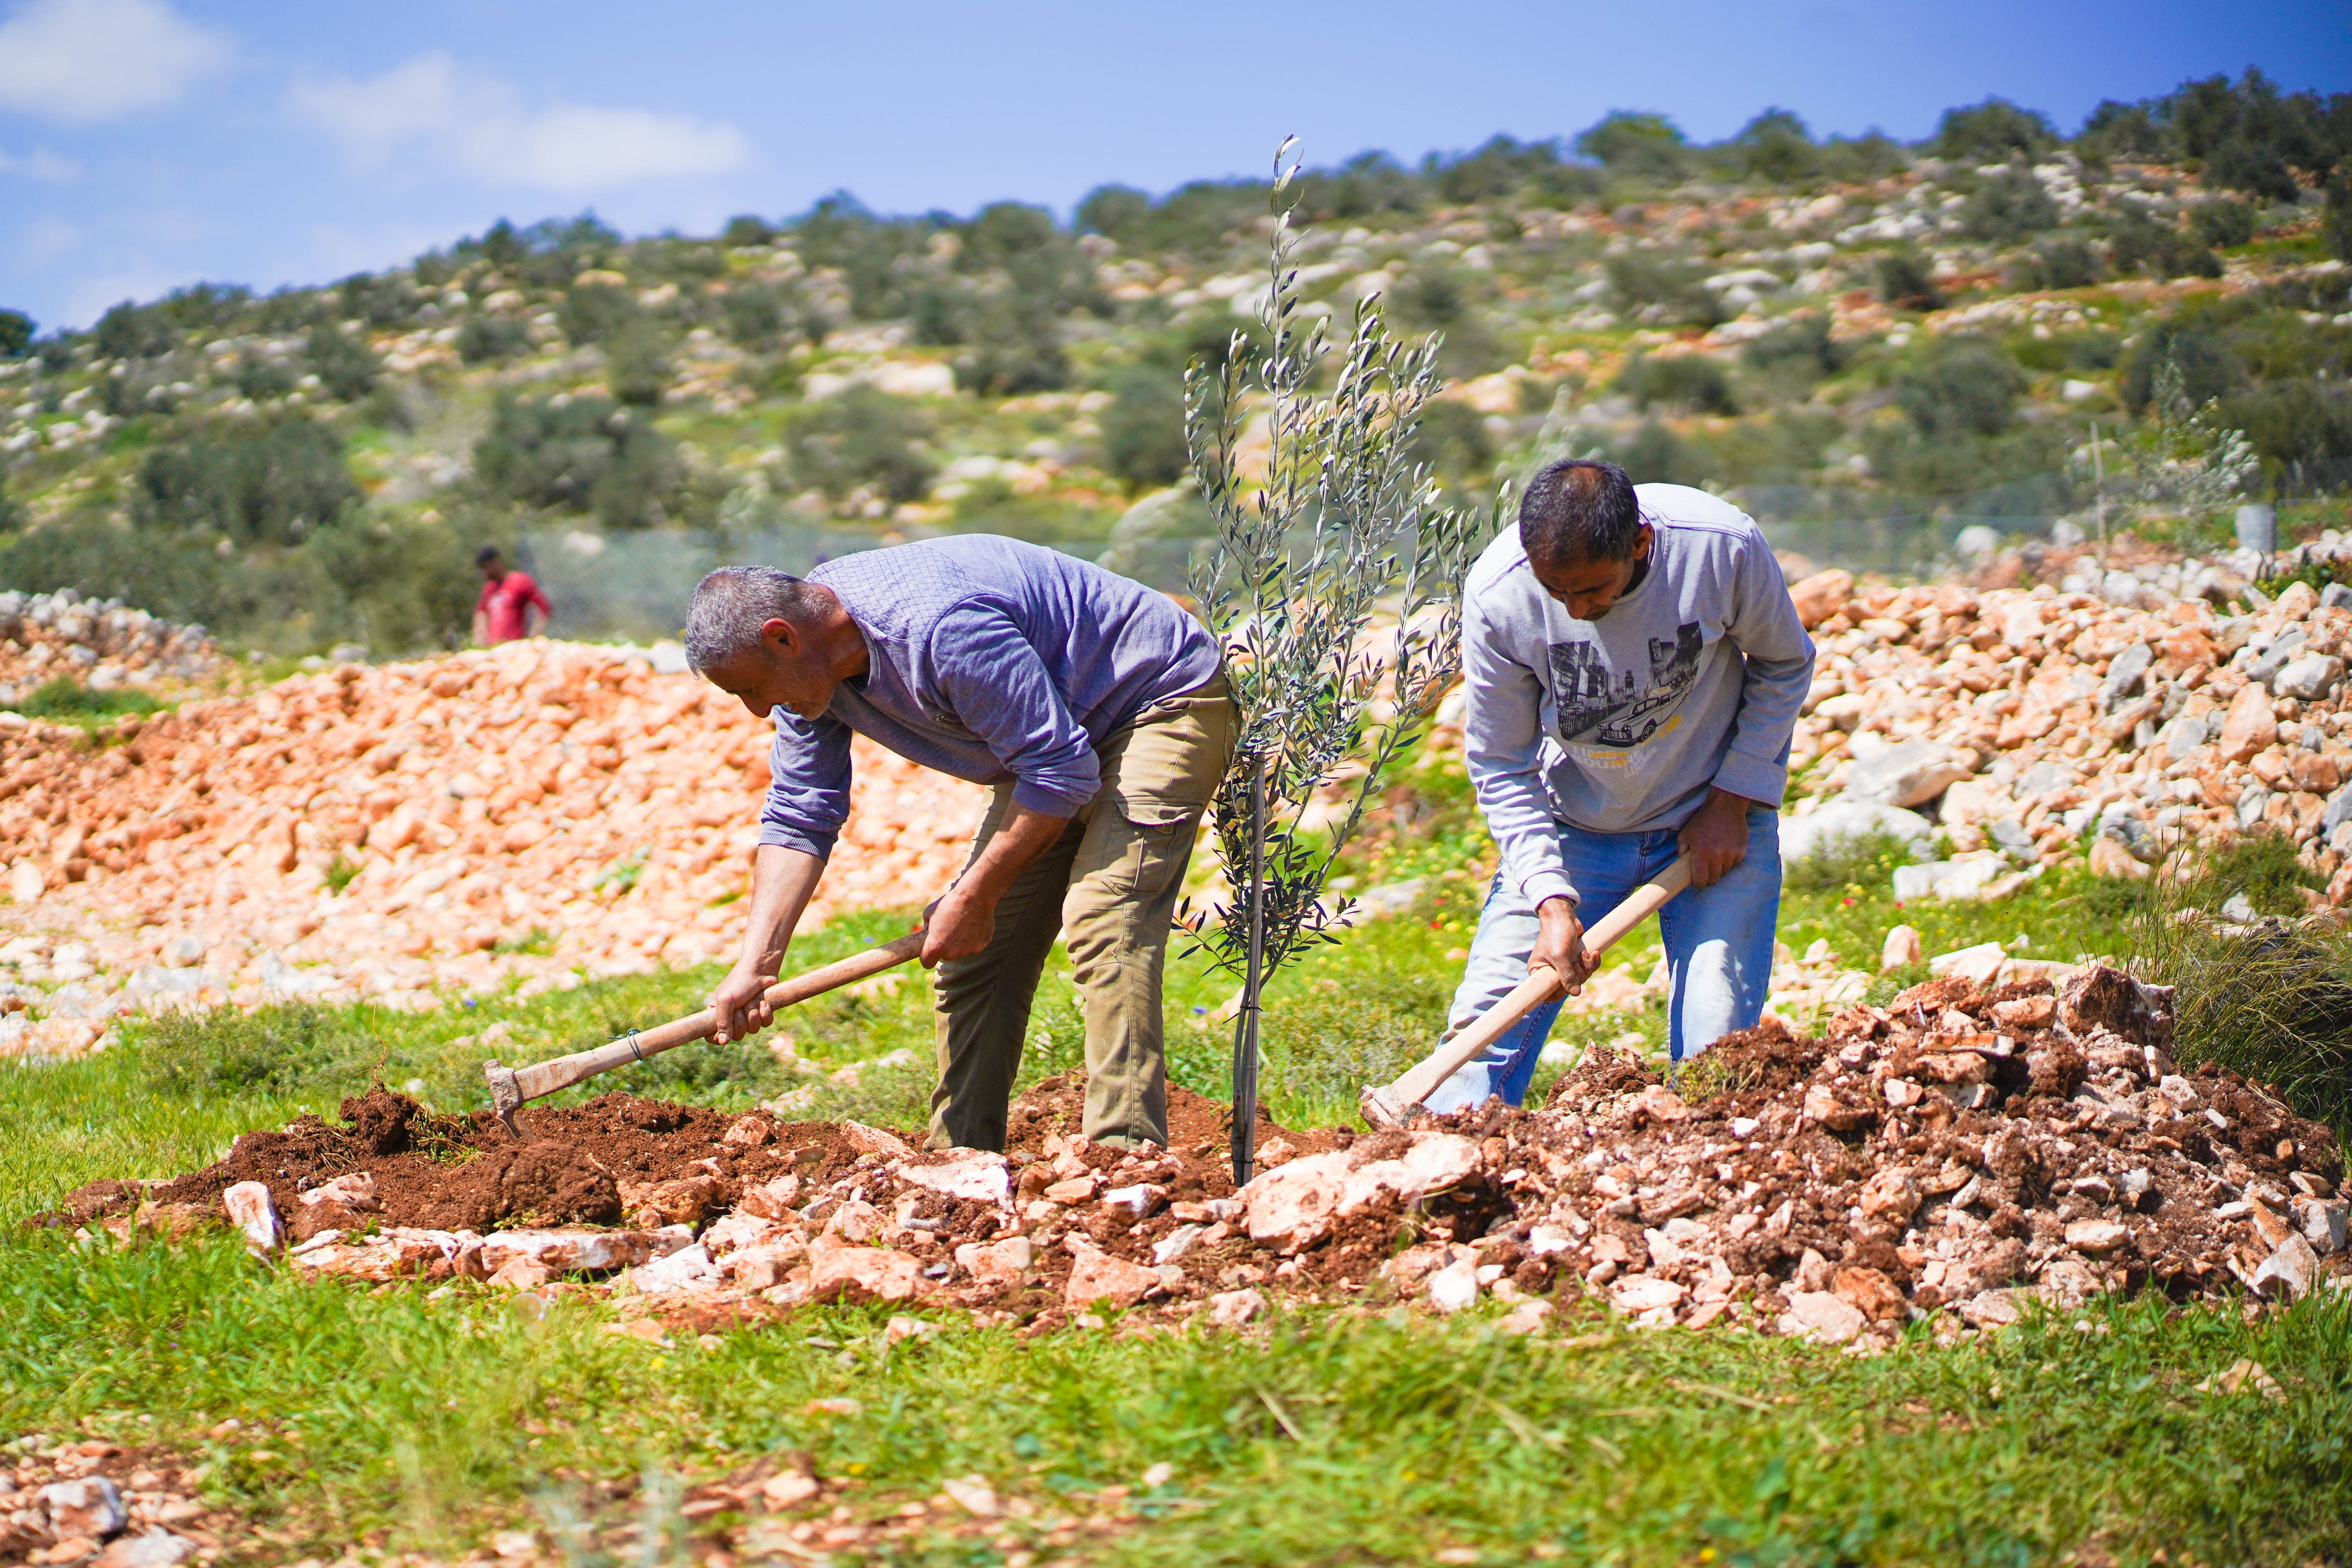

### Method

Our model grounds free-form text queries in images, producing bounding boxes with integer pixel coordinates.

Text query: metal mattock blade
[485,1061,524,1133]
[1359,1084,1406,1131]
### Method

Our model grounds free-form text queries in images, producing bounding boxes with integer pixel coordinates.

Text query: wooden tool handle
[505,932,925,1104]
[1383,855,1692,1111]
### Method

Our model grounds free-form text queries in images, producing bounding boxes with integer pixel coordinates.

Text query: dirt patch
[56,1087,896,1238]
[52,965,2350,1347]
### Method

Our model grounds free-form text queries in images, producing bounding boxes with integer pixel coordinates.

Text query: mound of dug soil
[52,965,2349,1344]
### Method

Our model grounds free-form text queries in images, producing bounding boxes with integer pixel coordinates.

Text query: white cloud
[0,144,79,181]
[0,0,230,124]
[290,52,749,195]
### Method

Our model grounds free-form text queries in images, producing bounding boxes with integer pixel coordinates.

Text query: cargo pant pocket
[1095,799,1201,900]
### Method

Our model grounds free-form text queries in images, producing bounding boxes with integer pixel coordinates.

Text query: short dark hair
[475,545,503,566]
[1519,459,1643,564]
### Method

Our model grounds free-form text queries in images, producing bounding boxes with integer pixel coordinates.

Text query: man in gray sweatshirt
[1427,458,1813,1111]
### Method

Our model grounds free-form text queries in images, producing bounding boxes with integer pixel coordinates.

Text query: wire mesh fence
[507,494,2098,646]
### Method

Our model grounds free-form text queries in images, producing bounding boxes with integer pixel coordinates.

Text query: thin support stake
[2092,419,2109,572]
[1231,753,1266,1187]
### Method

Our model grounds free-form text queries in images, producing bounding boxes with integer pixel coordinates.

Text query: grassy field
[6,796,2352,1564]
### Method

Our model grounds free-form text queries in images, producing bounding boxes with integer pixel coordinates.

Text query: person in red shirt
[473,547,551,645]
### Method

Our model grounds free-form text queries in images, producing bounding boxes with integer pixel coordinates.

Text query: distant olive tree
[2128,361,2258,545]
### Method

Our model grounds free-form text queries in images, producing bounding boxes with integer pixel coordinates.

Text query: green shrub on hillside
[0,508,472,656]
[1618,353,1738,416]
[233,351,296,401]
[304,326,379,401]
[604,324,672,407]
[558,282,639,346]
[474,394,681,527]
[2123,321,2244,408]
[1408,399,1497,494]
[780,387,935,505]
[1422,136,1589,209]
[719,283,806,350]
[0,310,30,359]
[15,676,163,722]
[2108,208,2221,279]
[2194,199,2260,250]
[1605,253,1721,328]
[1099,368,1189,491]
[1739,313,1844,397]
[1575,112,1693,184]
[1934,98,2058,163]
[338,273,421,328]
[1616,419,1701,486]
[136,417,361,544]
[1876,250,1943,311]
[1728,109,1819,184]
[2014,237,2104,290]
[2224,380,2352,491]
[90,300,178,362]
[1895,338,2028,437]
[1961,166,2061,242]
[456,316,530,365]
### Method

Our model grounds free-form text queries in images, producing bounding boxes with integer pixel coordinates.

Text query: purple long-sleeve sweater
[758,535,1221,860]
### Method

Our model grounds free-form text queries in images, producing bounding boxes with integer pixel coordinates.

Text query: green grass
[0,1232,2342,1566]
[9,768,2352,1561]
[10,675,166,729]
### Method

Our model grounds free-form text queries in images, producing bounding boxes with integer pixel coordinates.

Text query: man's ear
[1631,523,1654,562]
[760,615,797,656]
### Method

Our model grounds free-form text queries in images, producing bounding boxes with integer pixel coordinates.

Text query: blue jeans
[1425,806,1781,1113]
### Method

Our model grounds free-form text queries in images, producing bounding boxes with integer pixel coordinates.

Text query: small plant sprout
[1182,136,1499,1181]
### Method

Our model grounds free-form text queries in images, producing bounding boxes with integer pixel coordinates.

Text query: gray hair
[683,566,829,674]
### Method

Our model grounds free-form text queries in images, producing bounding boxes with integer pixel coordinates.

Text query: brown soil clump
[58,1089,888,1238]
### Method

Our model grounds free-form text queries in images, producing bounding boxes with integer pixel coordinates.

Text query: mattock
[484,932,925,1134]
[1359,854,1692,1130]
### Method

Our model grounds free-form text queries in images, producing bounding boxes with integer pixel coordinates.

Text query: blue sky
[2,0,2347,331]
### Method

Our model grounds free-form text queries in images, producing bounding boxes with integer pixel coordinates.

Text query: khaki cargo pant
[927,673,1236,1152]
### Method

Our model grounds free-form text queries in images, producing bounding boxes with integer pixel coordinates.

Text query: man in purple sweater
[684,536,1234,1152]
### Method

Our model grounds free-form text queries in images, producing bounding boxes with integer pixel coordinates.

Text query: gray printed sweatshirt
[1462,484,1814,909]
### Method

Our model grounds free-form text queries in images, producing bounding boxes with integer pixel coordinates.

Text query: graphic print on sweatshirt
[1548,621,1706,749]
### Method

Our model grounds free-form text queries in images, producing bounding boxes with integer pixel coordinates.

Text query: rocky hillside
[0,71,2349,656]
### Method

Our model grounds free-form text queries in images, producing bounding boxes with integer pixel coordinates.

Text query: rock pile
[59,964,2345,1346]
[1780,567,2352,900]
[0,638,982,1058]
[0,589,224,709]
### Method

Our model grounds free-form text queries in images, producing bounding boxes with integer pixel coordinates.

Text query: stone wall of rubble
[1781,565,2352,899]
[0,588,225,708]
[0,638,982,1058]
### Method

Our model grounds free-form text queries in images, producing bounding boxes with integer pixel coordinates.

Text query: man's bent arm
[709,844,826,1042]
[1462,593,1578,909]
[922,801,1066,967]
[1712,542,1815,808]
